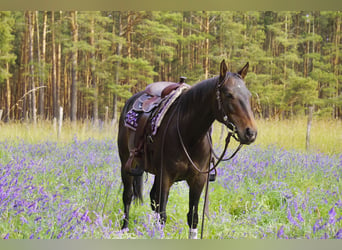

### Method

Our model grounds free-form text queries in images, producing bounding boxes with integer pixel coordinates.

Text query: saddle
[124,77,187,176]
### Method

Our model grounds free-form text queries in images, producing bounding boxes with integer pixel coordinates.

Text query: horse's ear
[238,62,249,79]
[220,60,228,80]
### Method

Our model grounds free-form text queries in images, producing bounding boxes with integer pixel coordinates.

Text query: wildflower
[277,225,284,239]
[297,212,304,223]
[335,229,342,239]
[3,233,9,239]
[287,209,300,227]
[34,216,42,222]
[320,232,329,239]
[20,216,28,225]
[328,207,336,225]
[57,231,63,239]
[81,210,91,223]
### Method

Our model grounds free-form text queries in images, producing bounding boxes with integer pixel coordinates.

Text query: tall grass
[1,118,342,154]
[0,120,116,144]
[254,118,342,155]
[211,118,342,155]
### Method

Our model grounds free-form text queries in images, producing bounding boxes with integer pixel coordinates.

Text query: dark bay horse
[117,60,257,238]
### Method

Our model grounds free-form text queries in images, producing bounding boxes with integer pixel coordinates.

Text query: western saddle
[124,77,187,176]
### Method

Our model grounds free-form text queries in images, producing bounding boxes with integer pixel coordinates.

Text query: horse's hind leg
[187,175,206,239]
[150,178,157,211]
[121,171,134,230]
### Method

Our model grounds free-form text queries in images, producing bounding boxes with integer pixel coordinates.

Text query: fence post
[306,105,314,151]
[58,106,63,139]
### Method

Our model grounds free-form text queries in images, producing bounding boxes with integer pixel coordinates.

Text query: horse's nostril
[245,127,256,140]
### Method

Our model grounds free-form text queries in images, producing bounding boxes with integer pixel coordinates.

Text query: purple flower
[57,231,63,239]
[81,210,91,223]
[34,216,42,222]
[3,233,9,239]
[287,209,300,227]
[297,212,304,223]
[277,225,284,239]
[20,216,28,225]
[313,219,321,234]
[328,207,336,225]
[335,229,342,239]
[320,232,329,239]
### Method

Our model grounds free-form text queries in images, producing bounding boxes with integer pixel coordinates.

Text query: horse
[117,60,257,239]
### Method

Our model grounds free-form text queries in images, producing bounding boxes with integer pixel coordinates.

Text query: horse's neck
[177,78,217,142]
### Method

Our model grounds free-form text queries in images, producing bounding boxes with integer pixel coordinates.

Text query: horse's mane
[179,76,219,111]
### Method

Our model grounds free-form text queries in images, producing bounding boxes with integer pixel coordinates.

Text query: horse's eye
[226,93,234,99]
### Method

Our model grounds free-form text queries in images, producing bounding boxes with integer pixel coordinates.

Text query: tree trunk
[70,11,78,122]
[90,15,98,126]
[51,11,58,119]
[38,11,47,119]
[57,11,62,119]
[28,11,36,124]
[5,62,11,121]
[334,13,340,119]
[112,12,122,125]
[203,11,210,79]
[36,11,41,120]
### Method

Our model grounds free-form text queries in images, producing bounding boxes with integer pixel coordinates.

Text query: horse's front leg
[152,175,172,226]
[187,175,206,239]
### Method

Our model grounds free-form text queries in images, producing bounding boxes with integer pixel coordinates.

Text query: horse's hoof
[189,228,198,239]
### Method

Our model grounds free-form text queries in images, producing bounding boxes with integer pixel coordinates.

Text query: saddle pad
[150,83,189,135]
[124,109,140,131]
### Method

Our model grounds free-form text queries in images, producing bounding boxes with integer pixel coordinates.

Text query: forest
[0,11,341,123]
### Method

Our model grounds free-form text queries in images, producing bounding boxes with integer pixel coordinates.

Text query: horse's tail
[133,175,143,203]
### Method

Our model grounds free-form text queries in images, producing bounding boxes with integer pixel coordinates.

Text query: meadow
[0,118,341,239]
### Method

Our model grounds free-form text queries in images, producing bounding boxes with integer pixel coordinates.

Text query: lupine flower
[335,229,342,239]
[297,212,304,223]
[277,225,284,238]
[328,207,336,224]
[287,209,300,227]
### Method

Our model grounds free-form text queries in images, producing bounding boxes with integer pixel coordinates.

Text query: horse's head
[215,60,257,145]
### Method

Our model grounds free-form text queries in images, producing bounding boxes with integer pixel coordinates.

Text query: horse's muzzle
[241,127,257,144]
